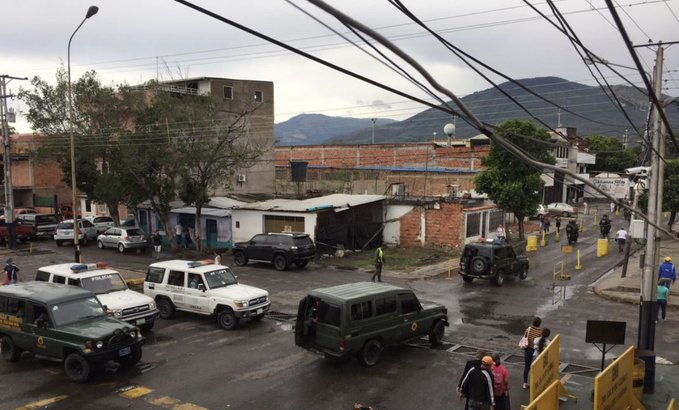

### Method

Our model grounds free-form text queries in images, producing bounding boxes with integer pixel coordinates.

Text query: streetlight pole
[371,118,377,144]
[443,119,456,146]
[68,5,98,263]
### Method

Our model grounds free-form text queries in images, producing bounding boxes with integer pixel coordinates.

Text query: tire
[462,275,474,283]
[120,347,142,367]
[217,310,239,330]
[273,255,288,271]
[56,240,63,247]
[296,260,309,268]
[519,264,528,280]
[97,240,104,249]
[358,339,383,367]
[157,298,175,320]
[428,320,445,346]
[233,251,247,267]
[470,256,488,275]
[492,271,505,286]
[1,336,22,362]
[250,314,265,322]
[64,353,91,383]
[118,243,125,253]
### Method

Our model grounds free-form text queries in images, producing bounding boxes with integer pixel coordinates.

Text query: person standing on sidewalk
[491,353,510,410]
[372,247,384,282]
[4,259,21,284]
[457,349,486,410]
[615,227,628,253]
[555,216,562,234]
[459,355,495,410]
[542,215,551,233]
[657,280,669,323]
[658,256,677,289]
[152,231,162,260]
[522,317,543,389]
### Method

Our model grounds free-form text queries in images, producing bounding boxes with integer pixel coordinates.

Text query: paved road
[1,218,676,409]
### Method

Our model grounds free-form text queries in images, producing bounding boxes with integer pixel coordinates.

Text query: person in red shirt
[491,353,510,410]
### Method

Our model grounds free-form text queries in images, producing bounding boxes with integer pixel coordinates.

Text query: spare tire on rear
[471,256,488,275]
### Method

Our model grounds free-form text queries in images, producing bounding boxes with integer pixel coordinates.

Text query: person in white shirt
[174,223,183,246]
[616,227,628,253]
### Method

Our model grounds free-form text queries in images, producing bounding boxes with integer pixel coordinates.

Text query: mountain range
[274,77,679,146]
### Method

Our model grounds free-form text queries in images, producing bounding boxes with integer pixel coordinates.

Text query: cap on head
[482,356,495,366]
[665,256,672,262]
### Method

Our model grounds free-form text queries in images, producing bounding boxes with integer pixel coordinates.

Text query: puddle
[143,333,174,345]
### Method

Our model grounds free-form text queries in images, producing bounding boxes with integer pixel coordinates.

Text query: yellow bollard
[579,216,585,232]
[29,242,33,254]
[526,235,538,252]
[597,238,609,257]
[616,206,620,216]
[593,211,598,225]
[540,230,547,247]
[576,249,582,270]
[555,230,560,242]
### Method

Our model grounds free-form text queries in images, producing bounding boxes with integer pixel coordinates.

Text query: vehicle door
[101,228,120,248]
[505,247,519,274]
[81,220,96,238]
[165,270,187,309]
[306,298,341,352]
[185,273,209,313]
[248,234,270,260]
[144,266,166,298]
[1,297,29,349]
[295,297,310,346]
[20,302,60,357]
[399,292,426,340]
[493,246,511,274]
[373,295,400,344]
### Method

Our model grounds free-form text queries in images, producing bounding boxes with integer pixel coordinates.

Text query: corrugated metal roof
[208,197,246,209]
[171,207,232,217]
[233,193,386,212]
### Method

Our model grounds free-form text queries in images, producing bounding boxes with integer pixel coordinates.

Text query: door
[399,292,425,339]
[206,219,218,249]
[294,297,310,347]
[139,210,150,236]
[185,273,209,313]
[249,234,270,260]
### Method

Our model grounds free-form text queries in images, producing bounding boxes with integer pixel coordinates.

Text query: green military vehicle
[295,282,449,366]
[0,282,145,382]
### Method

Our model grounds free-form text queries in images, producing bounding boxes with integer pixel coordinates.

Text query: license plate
[136,318,146,325]
[119,347,131,357]
[256,308,263,315]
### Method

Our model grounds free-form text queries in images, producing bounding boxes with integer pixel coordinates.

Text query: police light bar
[187,259,215,268]
[70,261,109,273]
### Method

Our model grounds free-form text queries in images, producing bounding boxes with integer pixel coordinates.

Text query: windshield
[51,296,106,326]
[204,268,238,289]
[126,228,144,236]
[58,222,74,229]
[80,273,128,294]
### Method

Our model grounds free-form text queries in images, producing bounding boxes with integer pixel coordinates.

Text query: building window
[254,90,263,103]
[223,86,233,100]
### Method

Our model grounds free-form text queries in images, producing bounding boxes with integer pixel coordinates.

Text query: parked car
[534,204,547,220]
[17,213,60,239]
[54,219,98,246]
[144,259,271,330]
[35,262,159,330]
[0,221,33,244]
[295,282,449,367]
[546,202,578,217]
[0,281,144,382]
[232,232,316,271]
[0,207,37,222]
[459,241,529,286]
[97,227,148,253]
[86,215,116,234]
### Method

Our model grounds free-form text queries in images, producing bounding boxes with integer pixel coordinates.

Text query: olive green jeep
[0,282,145,382]
[295,282,449,366]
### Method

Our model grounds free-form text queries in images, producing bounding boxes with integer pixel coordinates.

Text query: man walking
[658,256,677,289]
[152,231,162,259]
[657,279,669,323]
[459,355,496,410]
[372,247,384,282]
[615,227,628,253]
[4,258,21,284]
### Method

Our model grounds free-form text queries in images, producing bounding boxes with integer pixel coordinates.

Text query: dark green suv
[0,282,144,382]
[295,282,449,366]
[459,241,529,286]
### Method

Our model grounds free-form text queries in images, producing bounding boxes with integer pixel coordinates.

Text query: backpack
[492,366,507,396]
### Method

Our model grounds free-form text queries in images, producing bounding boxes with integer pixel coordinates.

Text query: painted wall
[384,204,415,245]
[231,209,318,243]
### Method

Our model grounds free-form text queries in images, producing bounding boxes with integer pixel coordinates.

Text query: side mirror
[198,284,206,292]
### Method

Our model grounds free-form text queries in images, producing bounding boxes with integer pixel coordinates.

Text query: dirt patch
[316,247,457,271]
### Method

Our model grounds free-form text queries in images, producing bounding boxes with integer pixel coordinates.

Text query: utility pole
[637,45,664,370]
[0,75,27,249]
[371,118,377,144]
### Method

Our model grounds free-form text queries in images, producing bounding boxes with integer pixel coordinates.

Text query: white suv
[35,262,159,330]
[54,219,98,246]
[144,259,271,330]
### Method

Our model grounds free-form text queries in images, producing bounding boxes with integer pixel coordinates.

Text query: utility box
[630,219,645,239]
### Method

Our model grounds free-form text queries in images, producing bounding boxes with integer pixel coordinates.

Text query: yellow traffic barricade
[597,239,609,257]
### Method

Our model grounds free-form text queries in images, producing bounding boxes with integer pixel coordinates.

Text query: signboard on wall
[589,175,629,199]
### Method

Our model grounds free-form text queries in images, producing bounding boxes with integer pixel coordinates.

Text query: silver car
[97,227,148,253]
[86,215,116,234]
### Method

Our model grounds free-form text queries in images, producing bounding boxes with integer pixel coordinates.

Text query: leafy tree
[585,135,637,173]
[475,120,556,239]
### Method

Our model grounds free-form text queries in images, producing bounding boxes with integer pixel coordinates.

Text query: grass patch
[316,247,457,271]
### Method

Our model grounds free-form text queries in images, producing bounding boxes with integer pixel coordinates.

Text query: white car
[86,215,116,234]
[54,219,98,246]
[35,262,159,330]
[144,259,271,330]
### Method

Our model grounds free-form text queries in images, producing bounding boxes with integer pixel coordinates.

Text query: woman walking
[521,317,543,389]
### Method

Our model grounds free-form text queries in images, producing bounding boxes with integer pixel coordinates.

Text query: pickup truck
[0,222,33,245]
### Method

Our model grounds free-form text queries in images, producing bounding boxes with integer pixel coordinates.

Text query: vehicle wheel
[233,251,247,266]
[492,271,505,287]
[273,255,288,271]
[519,264,528,280]
[1,336,22,362]
[56,240,63,247]
[470,256,488,275]
[97,240,104,249]
[120,347,142,367]
[428,320,445,346]
[118,243,125,253]
[64,353,91,383]
[296,260,309,268]
[358,339,383,367]
[217,310,239,330]
[250,314,265,322]
[157,298,175,320]
[462,275,474,283]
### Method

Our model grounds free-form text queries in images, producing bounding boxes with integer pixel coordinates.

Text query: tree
[475,120,556,239]
[585,135,637,173]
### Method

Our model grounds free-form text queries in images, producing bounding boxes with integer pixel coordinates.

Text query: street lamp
[443,119,456,146]
[584,55,638,71]
[68,5,98,263]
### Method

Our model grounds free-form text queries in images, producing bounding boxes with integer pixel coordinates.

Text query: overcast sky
[2,0,678,134]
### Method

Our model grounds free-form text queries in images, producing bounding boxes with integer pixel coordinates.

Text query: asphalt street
[1,214,677,410]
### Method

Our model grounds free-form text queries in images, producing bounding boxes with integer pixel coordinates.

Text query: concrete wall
[231,209,318,243]
[384,204,415,245]
[399,202,466,250]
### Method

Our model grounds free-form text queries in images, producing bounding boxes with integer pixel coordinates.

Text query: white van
[35,262,159,330]
[144,259,271,330]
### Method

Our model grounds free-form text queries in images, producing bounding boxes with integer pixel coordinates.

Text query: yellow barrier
[668,398,677,410]
[527,235,538,252]
[540,231,547,247]
[597,239,609,257]
[530,334,576,402]
[576,249,582,270]
[521,380,560,410]
[594,346,645,410]
[593,211,598,225]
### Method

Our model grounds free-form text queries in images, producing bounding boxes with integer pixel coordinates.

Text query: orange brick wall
[399,202,466,250]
